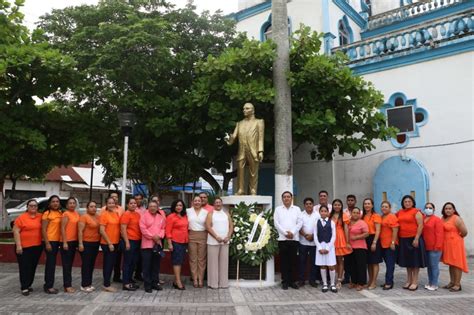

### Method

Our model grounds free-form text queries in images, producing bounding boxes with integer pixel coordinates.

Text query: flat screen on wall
[386,105,415,134]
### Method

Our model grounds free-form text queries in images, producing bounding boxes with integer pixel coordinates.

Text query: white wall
[371,0,401,16]
[238,0,266,11]
[329,1,362,46]
[3,179,61,197]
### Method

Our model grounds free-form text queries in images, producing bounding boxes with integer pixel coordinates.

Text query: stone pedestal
[221,195,276,287]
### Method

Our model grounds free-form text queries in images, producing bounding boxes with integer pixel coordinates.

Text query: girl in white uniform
[314,205,337,293]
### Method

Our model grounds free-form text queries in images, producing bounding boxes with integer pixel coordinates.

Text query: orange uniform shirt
[99,210,120,245]
[100,205,125,217]
[120,211,142,241]
[42,210,62,242]
[15,212,42,248]
[380,213,399,248]
[79,214,101,242]
[63,210,80,242]
[397,208,420,238]
[363,212,382,235]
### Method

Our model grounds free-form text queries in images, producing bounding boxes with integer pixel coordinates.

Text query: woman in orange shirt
[166,199,189,290]
[396,195,426,291]
[441,202,468,292]
[78,201,100,293]
[99,197,121,292]
[60,197,80,293]
[120,198,141,291]
[380,201,399,290]
[362,198,382,289]
[329,199,351,289]
[41,195,63,294]
[13,199,43,295]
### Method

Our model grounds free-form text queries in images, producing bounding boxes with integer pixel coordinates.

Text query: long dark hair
[441,202,460,218]
[329,199,344,225]
[362,197,375,219]
[401,195,416,209]
[46,195,61,212]
[171,199,187,216]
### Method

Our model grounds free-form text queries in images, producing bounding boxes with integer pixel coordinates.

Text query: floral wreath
[229,202,278,266]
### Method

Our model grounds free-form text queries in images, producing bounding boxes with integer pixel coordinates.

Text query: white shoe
[426,285,438,291]
[424,284,430,289]
[89,286,96,291]
[80,286,94,293]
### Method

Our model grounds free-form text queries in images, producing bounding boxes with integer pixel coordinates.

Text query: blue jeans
[101,244,118,287]
[122,240,141,285]
[426,250,442,287]
[298,244,320,282]
[381,247,397,285]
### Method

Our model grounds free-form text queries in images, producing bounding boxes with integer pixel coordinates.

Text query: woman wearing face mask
[421,203,443,291]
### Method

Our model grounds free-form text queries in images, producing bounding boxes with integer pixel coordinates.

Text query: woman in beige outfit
[206,198,233,289]
[187,196,209,288]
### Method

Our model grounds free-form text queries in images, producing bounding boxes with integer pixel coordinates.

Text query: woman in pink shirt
[139,200,166,293]
[345,207,369,291]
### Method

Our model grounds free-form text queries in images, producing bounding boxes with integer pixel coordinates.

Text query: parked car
[7,196,83,226]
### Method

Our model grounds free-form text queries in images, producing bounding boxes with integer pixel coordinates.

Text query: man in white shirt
[274,191,302,290]
[313,190,333,213]
[298,197,321,288]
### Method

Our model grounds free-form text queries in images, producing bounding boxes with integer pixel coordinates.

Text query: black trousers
[60,241,77,288]
[345,248,367,285]
[141,249,161,290]
[44,241,60,290]
[113,242,123,280]
[278,240,298,285]
[16,245,43,290]
[101,244,118,287]
[80,242,99,287]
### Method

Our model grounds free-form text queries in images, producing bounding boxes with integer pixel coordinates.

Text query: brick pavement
[0,259,472,314]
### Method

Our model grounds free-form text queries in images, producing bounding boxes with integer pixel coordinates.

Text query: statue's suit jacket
[231,118,264,162]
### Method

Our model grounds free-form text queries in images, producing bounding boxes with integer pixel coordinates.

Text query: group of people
[275,191,469,293]
[12,189,469,296]
[13,192,233,295]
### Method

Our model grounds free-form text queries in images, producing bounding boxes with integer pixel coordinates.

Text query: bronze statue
[227,103,264,195]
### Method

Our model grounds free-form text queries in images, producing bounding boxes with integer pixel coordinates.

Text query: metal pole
[121,135,129,208]
[89,156,94,202]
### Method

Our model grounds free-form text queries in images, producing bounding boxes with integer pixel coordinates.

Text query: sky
[22,0,238,29]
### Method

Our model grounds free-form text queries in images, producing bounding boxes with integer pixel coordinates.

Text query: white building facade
[232,0,474,253]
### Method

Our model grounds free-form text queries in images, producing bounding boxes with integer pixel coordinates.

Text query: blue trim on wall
[340,15,355,43]
[332,0,367,29]
[259,14,292,42]
[324,32,337,55]
[322,0,331,33]
[230,1,271,22]
[352,38,474,75]
[361,1,473,39]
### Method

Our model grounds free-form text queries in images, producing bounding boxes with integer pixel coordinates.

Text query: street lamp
[118,112,136,208]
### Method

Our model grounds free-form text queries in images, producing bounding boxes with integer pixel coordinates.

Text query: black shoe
[113,278,122,283]
[341,279,350,285]
[130,279,136,284]
[122,284,137,291]
[21,290,29,296]
[43,287,59,294]
[152,284,163,291]
[134,274,143,281]
[322,285,329,293]
[289,282,299,290]
[297,281,305,287]
[383,284,394,290]
[28,287,33,292]
[282,283,289,290]
[330,285,338,293]
[145,288,152,293]
[309,281,318,288]
[173,282,185,290]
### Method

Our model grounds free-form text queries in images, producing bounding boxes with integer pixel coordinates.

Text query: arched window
[260,14,292,42]
[363,0,372,16]
[338,20,350,46]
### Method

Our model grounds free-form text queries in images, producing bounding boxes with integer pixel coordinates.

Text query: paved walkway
[0,260,473,314]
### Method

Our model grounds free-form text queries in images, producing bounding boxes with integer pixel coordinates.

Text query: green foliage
[39,0,245,192]
[0,0,79,183]
[229,202,278,266]
[193,26,396,162]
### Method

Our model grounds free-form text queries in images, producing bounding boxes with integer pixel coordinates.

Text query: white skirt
[315,242,336,266]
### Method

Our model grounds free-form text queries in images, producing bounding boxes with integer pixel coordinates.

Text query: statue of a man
[227,103,264,195]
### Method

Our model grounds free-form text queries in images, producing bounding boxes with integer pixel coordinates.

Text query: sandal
[402,283,411,290]
[442,283,454,289]
[408,284,418,291]
[43,288,59,294]
[449,285,462,292]
[64,287,76,293]
[193,280,198,288]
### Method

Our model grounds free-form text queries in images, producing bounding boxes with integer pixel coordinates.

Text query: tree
[190,27,395,189]
[272,0,294,205]
[39,0,245,195]
[0,0,78,228]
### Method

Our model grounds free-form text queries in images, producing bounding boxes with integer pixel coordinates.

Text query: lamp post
[118,112,136,208]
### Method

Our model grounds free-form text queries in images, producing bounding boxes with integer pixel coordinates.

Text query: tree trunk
[0,177,8,229]
[272,0,293,206]
[200,169,222,194]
